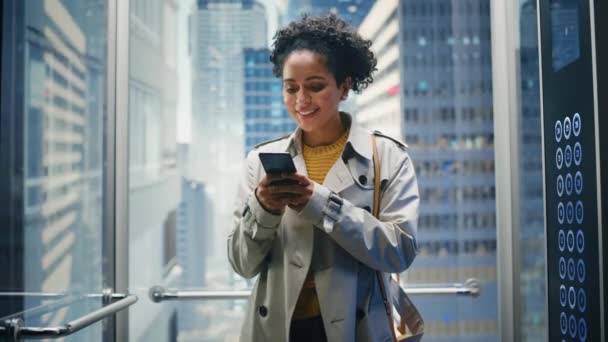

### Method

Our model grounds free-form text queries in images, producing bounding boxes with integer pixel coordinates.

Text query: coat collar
[284,112,372,161]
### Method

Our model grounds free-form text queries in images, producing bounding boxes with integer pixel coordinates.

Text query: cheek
[283,94,295,107]
[317,91,340,107]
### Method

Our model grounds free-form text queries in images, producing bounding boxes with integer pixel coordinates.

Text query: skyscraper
[177,178,212,334]
[20,2,106,339]
[356,0,401,138]
[243,48,296,154]
[360,1,498,340]
[128,0,182,340]
[189,0,267,291]
[286,0,375,28]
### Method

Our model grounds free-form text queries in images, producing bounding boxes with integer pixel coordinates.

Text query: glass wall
[516,1,546,341]
[0,0,549,341]
[358,1,498,341]
[1,0,108,340]
[125,0,503,341]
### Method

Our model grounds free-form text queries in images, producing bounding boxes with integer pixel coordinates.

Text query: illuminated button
[568,258,576,281]
[577,259,585,283]
[565,173,573,196]
[574,142,582,166]
[569,314,577,338]
[576,201,584,224]
[559,230,566,251]
[560,285,567,307]
[566,201,574,224]
[565,145,572,168]
[560,312,568,334]
[575,171,583,195]
[567,230,575,252]
[558,202,565,224]
[555,120,563,142]
[556,147,564,169]
[568,286,576,309]
[559,257,567,279]
[578,288,586,313]
[576,230,585,253]
[564,117,572,140]
[573,112,581,137]
[557,175,564,197]
[579,318,587,341]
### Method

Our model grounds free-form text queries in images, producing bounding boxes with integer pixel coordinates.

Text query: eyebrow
[283,76,326,82]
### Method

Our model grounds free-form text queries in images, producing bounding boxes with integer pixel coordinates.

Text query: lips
[297,108,319,117]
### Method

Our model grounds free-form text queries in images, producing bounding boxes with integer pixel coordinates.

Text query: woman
[228,14,419,342]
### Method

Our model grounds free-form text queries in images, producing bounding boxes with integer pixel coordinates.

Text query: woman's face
[282,50,349,134]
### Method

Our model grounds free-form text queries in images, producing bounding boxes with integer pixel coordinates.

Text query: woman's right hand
[255,174,310,215]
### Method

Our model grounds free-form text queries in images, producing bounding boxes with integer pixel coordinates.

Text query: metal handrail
[0,292,68,300]
[0,290,129,322]
[149,278,480,303]
[0,292,137,341]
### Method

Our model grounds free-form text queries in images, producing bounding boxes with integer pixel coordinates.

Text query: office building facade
[359,1,498,340]
[356,0,401,138]
[244,48,296,154]
[286,0,374,27]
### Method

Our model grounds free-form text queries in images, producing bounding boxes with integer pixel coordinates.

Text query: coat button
[258,305,268,317]
[359,175,367,185]
[380,179,388,191]
[356,309,366,320]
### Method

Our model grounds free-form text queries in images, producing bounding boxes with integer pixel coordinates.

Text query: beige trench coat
[227,113,419,342]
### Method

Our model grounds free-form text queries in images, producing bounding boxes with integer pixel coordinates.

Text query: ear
[340,77,352,100]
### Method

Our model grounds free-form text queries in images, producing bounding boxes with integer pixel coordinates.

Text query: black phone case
[258,153,298,186]
[258,153,297,174]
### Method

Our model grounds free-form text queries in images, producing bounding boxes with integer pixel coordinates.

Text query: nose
[295,89,311,106]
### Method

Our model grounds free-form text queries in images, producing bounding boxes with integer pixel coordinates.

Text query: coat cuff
[246,192,282,240]
[298,183,342,233]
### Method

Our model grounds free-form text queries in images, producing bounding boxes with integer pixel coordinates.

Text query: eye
[284,85,298,94]
[308,84,326,92]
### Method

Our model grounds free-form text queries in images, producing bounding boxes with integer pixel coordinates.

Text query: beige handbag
[371,134,424,342]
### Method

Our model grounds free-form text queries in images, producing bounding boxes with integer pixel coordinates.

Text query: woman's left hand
[279,173,314,212]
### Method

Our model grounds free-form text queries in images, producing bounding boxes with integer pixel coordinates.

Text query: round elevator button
[573,113,581,137]
[555,120,563,142]
[564,117,571,140]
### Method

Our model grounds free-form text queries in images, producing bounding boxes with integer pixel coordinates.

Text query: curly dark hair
[269,14,377,93]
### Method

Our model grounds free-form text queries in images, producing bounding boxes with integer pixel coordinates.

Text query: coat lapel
[322,158,355,194]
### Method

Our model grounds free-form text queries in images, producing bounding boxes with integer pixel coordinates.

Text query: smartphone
[258,152,298,186]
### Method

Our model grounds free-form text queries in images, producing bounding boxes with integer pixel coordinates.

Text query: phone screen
[258,153,298,186]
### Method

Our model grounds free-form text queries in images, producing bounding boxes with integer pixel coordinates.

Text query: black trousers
[289,316,327,342]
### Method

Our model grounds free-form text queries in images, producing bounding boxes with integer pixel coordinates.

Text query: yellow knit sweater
[292,129,350,320]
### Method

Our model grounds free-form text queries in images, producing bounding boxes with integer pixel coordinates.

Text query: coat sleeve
[298,149,419,273]
[227,150,282,279]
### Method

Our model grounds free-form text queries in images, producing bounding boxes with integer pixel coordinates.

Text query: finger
[260,174,283,187]
[289,196,308,206]
[271,185,310,196]
[280,173,310,185]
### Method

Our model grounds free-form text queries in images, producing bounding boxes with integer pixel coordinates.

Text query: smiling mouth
[297,108,319,116]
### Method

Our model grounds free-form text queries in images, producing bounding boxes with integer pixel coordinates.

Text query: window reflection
[0,0,107,339]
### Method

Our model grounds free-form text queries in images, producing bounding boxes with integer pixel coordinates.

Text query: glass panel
[357,1,498,341]
[127,0,188,340]
[0,0,108,341]
[516,1,546,341]
[128,1,499,341]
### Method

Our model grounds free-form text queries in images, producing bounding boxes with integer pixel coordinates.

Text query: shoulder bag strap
[371,135,399,342]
